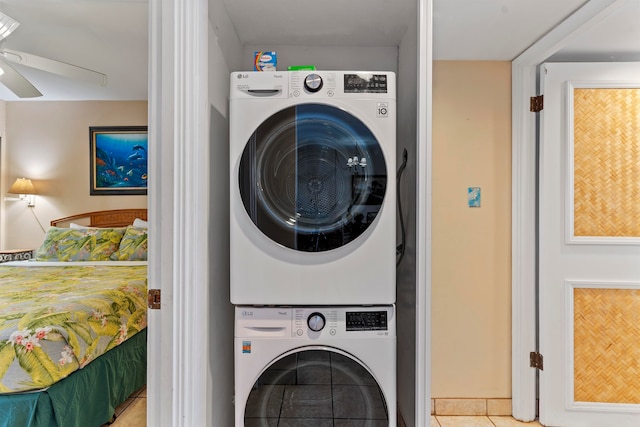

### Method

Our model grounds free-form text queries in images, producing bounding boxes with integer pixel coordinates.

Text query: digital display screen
[344,74,388,93]
[346,311,388,331]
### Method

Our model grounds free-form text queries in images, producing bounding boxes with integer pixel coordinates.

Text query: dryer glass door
[239,103,387,252]
[243,348,389,425]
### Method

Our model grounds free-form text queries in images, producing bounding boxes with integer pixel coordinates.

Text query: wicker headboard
[50,209,148,228]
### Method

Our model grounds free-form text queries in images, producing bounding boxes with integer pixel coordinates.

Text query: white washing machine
[230,71,396,305]
[234,305,396,427]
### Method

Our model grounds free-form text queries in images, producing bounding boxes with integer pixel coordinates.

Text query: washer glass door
[239,103,387,252]
[243,348,389,425]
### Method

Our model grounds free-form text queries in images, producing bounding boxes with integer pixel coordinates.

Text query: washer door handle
[244,326,287,336]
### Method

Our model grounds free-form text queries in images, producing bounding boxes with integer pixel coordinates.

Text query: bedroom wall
[1,100,148,250]
[431,61,512,400]
[0,101,6,250]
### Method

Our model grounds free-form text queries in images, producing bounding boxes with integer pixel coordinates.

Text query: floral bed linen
[0,263,147,393]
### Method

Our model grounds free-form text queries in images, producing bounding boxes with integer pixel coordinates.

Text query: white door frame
[149,0,626,423]
[148,0,210,426]
[511,0,624,421]
[417,0,433,426]
[148,0,432,425]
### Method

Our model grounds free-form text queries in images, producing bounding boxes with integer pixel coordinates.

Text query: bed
[0,209,148,427]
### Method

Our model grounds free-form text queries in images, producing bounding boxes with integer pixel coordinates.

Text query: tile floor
[108,385,546,427]
[105,386,147,427]
[110,398,546,427]
[431,416,543,427]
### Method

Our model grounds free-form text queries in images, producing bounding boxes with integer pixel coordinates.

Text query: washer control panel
[236,306,395,339]
[345,310,388,331]
[307,312,326,332]
[294,308,338,337]
[292,306,393,338]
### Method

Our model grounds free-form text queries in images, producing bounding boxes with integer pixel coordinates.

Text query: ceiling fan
[0,11,107,98]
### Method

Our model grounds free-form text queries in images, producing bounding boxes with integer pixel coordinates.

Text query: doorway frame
[147,0,210,425]
[511,0,624,421]
[147,0,433,425]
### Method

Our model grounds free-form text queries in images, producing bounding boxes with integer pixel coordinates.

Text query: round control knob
[304,74,323,93]
[307,312,326,332]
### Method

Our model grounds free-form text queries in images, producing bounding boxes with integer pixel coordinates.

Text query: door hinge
[530,351,544,370]
[530,95,544,112]
[148,289,161,310]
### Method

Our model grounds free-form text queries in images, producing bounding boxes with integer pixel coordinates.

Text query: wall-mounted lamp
[6,178,37,207]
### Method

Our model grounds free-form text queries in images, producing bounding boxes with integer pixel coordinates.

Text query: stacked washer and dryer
[230,70,397,426]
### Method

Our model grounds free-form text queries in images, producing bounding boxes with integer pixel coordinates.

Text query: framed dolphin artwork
[89,126,148,195]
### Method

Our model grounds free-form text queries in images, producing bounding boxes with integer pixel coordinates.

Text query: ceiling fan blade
[0,56,41,98]
[1,48,108,87]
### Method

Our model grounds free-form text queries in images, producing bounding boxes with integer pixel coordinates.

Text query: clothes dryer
[234,305,396,426]
[230,71,396,305]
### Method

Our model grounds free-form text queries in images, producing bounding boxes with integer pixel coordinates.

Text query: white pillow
[133,218,148,228]
[70,222,91,229]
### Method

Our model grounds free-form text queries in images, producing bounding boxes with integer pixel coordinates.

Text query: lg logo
[237,73,249,79]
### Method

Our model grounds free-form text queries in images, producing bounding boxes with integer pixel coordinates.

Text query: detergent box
[288,65,316,71]
[254,51,277,71]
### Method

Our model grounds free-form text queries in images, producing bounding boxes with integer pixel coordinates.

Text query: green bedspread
[0,328,147,427]
[0,264,147,393]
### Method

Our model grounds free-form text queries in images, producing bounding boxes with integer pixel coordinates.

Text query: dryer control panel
[343,73,390,93]
[230,71,396,101]
[288,71,394,99]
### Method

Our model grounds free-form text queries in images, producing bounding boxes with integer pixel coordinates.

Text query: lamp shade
[8,178,36,195]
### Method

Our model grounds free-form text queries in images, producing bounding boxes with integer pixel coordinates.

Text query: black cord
[396,148,408,267]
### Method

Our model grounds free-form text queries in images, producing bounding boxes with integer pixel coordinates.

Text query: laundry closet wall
[206,5,242,426]
[206,5,510,424]
[205,0,426,424]
[432,61,512,402]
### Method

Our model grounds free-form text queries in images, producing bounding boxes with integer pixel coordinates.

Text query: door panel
[571,87,640,242]
[573,286,640,404]
[539,62,640,426]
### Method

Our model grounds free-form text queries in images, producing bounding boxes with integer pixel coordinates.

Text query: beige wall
[1,101,147,249]
[432,61,512,398]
